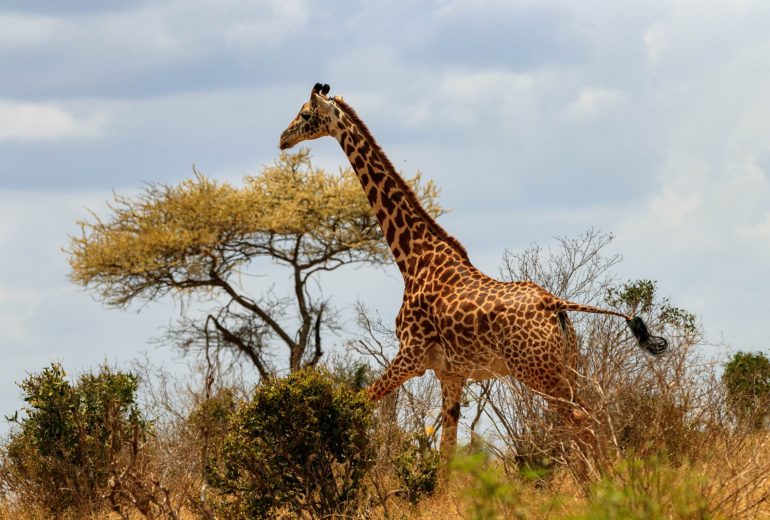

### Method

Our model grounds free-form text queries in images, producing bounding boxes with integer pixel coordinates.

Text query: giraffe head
[279,83,340,150]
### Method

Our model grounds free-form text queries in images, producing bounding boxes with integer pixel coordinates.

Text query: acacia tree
[68,149,444,378]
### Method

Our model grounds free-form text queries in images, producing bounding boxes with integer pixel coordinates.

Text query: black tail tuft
[626,316,668,355]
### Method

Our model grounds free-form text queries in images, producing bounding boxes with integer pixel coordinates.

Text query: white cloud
[643,21,668,66]
[100,0,311,54]
[564,87,629,120]
[739,212,770,239]
[436,68,538,125]
[0,14,57,49]
[650,187,701,224]
[0,101,106,141]
[224,0,310,47]
[439,69,535,103]
[0,0,313,99]
[436,0,555,18]
[628,1,770,264]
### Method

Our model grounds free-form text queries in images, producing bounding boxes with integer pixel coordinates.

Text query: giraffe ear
[321,84,331,95]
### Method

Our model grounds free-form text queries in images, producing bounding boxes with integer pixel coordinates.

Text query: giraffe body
[279,84,666,453]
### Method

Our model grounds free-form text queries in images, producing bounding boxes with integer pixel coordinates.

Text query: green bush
[392,432,441,503]
[188,387,237,461]
[1,363,145,516]
[606,279,698,334]
[188,387,238,500]
[723,351,770,429]
[210,368,374,519]
[570,455,710,520]
[451,449,524,520]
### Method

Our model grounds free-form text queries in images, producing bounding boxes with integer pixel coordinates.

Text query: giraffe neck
[331,100,469,279]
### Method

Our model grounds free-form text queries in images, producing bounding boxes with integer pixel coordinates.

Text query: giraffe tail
[626,316,668,355]
[554,299,668,356]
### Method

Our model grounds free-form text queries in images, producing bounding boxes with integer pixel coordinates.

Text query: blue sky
[1,0,769,425]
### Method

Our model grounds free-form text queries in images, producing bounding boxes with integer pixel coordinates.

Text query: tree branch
[207,315,271,380]
[303,303,325,369]
[207,270,299,357]
[291,235,311,371]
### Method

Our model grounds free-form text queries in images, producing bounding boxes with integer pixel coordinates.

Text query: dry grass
[0,498,202,520]
[359,434,770,520]
[1,433,769,519]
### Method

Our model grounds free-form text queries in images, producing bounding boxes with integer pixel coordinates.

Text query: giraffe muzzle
[279,130,294,150]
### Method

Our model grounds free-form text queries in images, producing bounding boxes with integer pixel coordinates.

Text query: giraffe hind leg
[544,378,600,482]
[438,378,464,458]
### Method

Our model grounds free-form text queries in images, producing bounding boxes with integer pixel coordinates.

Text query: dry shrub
[699,430,770,519]
[104,423,183,520]
[475,230,770,517]
[128,354,252,520]
[489,232,709,466]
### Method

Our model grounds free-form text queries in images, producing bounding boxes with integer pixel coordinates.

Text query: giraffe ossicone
[279,83,667,455]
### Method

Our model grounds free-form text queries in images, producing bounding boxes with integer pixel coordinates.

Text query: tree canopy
[68,149,445,377]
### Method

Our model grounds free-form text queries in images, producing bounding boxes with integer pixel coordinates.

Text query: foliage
[323,356,375,392]
[723,351,770,429]
[68,149,445,376]
[392,432,441,503]
[570,456,710,520]
[188,387,237,442]
[187,387,238,493]
[450,449,524,520]
[0,363,146,517]
[209,368,374,519]
[606,279,698,335]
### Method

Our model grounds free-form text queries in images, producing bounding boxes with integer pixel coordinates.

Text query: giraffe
[279,83,667,455]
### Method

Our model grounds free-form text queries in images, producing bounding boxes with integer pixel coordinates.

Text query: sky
[1,0,769,427]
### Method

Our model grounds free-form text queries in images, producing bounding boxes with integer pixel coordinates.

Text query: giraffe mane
[332,97,469,262]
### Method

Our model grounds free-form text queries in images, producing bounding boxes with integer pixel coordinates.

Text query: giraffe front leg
[439,378,464,458]
[366,350,422,402]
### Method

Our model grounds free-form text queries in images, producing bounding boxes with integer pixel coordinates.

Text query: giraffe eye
[301,112,311,121]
